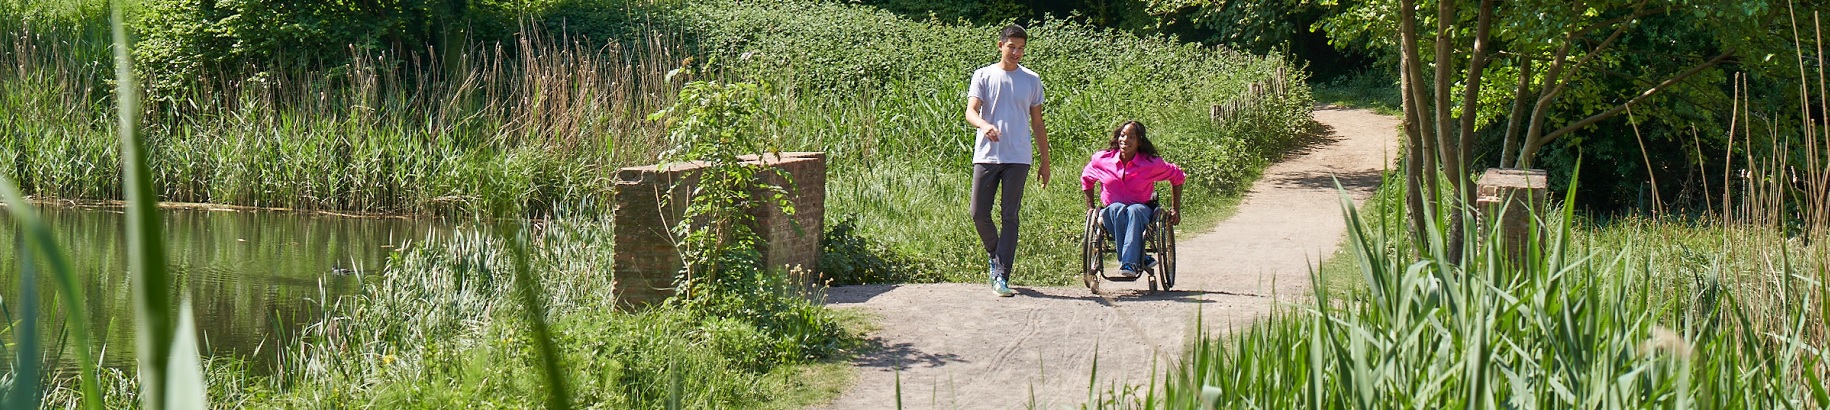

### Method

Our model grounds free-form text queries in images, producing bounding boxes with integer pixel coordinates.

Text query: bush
[669,0,1311,284]
[132,0,511,96]
[820,215,941,285]
[35,213,855,408]
[1114,189,1830,408]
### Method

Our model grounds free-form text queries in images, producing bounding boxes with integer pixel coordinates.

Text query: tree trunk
[1398,0,1433,252]
[1501,57,1533,169]
[1433,0,1464,263]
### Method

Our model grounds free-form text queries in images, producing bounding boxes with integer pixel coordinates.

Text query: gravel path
[815,108,1399,409]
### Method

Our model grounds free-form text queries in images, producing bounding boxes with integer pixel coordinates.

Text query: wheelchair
[1080,203,1177,294]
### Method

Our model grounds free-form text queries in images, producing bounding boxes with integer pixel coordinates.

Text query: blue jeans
[1102,202,1153,270]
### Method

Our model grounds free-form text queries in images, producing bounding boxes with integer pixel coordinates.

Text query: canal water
[0,206,449,374]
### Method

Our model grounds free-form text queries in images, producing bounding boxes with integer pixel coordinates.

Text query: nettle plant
[647,72,793,303]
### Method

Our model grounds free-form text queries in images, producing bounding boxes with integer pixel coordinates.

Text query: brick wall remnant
[610,152,825,308]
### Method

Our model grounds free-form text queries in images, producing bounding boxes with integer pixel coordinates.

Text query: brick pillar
[743,152,826,277]
[1476,168,1548,263]
[610,152,825,308]
[610,163,699,308]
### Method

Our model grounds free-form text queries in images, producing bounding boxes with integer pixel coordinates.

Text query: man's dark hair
[999,24,1028,43]
[1106,121,1160,159]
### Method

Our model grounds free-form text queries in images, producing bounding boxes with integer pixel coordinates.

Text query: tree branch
[1502,57,1533,168]
[1523,0,1652,166]
[1526,51,1737,160]
[1457,0,1496,177]
[1431,0,1454,203]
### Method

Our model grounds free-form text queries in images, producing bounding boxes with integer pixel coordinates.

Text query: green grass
[0,4,204,408]
[33,212,864,408]
[692,1,1312,284]
[7,0,1315,406]
[1311,68,1402,116]
[2,21,663,216]
[1102,186,1830,408]
[1314,171,1406,296]
[4,0,1313,286]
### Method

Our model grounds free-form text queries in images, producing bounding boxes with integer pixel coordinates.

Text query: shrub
[820,215,941,285]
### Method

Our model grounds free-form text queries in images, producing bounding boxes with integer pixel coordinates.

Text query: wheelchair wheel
[1159,222,1176,291]
[1080,209,1103,292]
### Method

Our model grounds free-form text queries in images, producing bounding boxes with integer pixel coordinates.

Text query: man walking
[965,24,1050,297]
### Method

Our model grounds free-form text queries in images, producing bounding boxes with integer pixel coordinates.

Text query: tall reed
[5,0,1310,287]
[1711,9,1830,352]
[0,10,688,216]
[1100,179,1830,408]
[113,4,211,407]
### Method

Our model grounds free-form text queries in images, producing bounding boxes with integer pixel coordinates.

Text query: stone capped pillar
[1476,168,1549,262]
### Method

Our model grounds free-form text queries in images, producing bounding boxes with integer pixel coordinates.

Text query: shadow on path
[1266,169,1384,191]
[852,339,967,370]
[822,284,899,304]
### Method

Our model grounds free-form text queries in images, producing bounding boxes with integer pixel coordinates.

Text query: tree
[1328,0,1795,260]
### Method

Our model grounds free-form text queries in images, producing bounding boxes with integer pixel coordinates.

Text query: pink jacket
[1080,150,1186,206]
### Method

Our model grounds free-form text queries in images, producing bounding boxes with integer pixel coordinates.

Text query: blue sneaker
[1143,256,1159,273]
[1117,263,1140,279]
[993,277,1015,297]
[989,257,1000,279]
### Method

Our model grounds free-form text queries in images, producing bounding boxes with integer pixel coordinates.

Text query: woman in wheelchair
[1080,120,1185,279]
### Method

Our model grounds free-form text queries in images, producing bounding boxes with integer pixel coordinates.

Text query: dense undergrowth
[31,214,858,408]
[1099,180,1830,408]
[4,0,1312,407]
[1,0,1311,286]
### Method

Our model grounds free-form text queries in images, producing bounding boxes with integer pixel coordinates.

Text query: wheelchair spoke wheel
[1160,223,1176,290]
[1080,210,1102,292]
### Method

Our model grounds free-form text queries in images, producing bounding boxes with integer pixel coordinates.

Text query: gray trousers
[971,163,1029,280]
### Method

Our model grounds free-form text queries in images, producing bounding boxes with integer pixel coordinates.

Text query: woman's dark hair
[1107,120,1159,158]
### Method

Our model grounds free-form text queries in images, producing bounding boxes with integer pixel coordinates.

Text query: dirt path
[816,108,1398,409]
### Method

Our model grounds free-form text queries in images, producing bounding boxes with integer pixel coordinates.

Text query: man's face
[998,37,1026,64]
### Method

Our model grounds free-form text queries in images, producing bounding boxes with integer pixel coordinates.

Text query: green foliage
[114,3,212,406]
[7,0,1311,289]
[819,216,942,285]
[642,77,855,387]
[1311,67,1402,115]
[2,11,660,216]
[1314,0,1819,214]
[672,0,1311,284]
[1144,0,1317,53]
[1108,186,1830,408]
[647,77,792,300]
[37,214,854,408]
[131,0,517,97]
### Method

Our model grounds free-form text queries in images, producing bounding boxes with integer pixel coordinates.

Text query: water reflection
[1,206,448,374]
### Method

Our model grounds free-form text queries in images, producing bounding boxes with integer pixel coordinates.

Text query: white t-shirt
[967,63,1045,164]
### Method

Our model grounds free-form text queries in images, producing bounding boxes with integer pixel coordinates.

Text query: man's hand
[1166,209,1181,226]
[1036,162,1050,189]
[981,125,1001,142]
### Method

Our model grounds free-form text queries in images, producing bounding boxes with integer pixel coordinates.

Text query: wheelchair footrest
[1100,274,1146,282]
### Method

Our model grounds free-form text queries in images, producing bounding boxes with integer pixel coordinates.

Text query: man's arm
[1030,104,1049,188]
[966,97,999,142]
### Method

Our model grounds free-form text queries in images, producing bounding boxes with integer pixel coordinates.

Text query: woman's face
[1117,125,1141,157]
